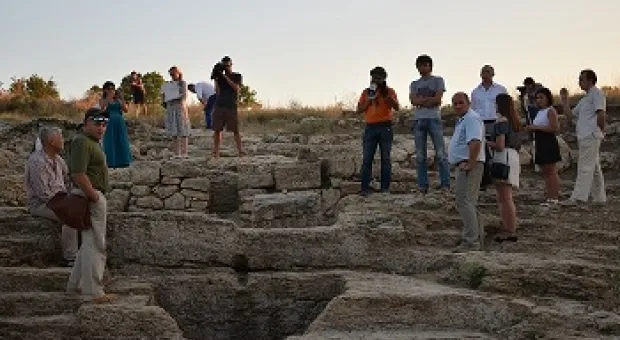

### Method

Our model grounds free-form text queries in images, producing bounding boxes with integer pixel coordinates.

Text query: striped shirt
[24,150,68,211]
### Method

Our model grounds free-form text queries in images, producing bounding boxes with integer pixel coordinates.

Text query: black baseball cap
[84,107,109,122]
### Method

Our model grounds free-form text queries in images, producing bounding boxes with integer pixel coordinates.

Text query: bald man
[448,92,485,252]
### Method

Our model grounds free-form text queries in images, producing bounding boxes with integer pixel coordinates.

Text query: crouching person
[448,93,485,252]
[66,108,116,304]
[356,66,400,196]
[24,126,78,266]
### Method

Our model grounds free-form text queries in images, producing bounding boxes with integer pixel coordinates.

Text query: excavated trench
[152,272,346,340]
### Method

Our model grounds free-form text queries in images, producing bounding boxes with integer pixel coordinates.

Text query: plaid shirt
[24,150,68,211]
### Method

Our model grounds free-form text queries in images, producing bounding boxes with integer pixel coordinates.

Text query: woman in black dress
[525,87,561,205]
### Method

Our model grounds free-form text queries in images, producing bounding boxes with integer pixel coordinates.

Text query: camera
[210,62,226,80]
[516,86,527,97]
[368,83,378,100]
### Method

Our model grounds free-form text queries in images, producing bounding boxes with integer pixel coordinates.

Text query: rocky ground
[0,112,619,340]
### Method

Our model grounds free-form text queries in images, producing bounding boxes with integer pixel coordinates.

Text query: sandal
[494,233,518,243]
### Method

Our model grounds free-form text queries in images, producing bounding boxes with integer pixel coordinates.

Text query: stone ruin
[1,113,620,339]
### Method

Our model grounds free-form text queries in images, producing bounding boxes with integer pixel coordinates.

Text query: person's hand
[88,192,99,202]
[458,161,471,171]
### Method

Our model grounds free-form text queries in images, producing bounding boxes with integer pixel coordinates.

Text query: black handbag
[490,150,510,180]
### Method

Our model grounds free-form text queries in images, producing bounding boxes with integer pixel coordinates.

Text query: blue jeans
[361,123,393,192]
[204,94,217,129]
[413,118,450,189]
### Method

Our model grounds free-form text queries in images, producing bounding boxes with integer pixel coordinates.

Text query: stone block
[135,196,163,210]
[274,161,322,190]
[161,159,209,178]
[180,178,211,192]
[164,193,186,210]
[130,185,151,197]
[130,161,161,185]
[153,185,179,199]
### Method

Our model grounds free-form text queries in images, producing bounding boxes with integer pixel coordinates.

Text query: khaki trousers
[31,204,78,261]
[66,189,108,301]
[570,136,606,203]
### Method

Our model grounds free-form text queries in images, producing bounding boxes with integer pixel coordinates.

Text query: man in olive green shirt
[66,108,116,304]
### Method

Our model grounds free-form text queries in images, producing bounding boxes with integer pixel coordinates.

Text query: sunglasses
[89,117,108,125]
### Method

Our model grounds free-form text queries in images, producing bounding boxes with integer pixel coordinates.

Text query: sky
[1,0,619,108]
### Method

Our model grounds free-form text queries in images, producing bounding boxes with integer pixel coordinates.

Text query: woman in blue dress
[100,81,132,168]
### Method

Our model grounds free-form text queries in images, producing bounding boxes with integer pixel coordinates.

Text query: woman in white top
[487,94,522,242]
[525,87,561,205]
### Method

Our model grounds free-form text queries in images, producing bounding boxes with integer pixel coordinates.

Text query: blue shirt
[448,109,485,165]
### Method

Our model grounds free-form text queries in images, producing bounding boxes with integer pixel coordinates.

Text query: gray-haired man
[24,126,78,266]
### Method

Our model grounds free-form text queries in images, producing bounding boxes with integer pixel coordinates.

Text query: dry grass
[1,86,619,135]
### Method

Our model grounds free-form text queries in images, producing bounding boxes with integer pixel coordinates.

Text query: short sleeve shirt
[573,86,606,140]
[448,110,485,165]
[409,75,446,120]
[69,134,109,193]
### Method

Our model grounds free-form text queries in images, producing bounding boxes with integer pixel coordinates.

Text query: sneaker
[540,199,559,207]
[452,242,481,253]
[418,187,429,195]
[560,199,581,207]
[360,190,371,197]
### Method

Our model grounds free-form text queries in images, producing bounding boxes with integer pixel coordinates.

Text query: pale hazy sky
[1,0,619,107]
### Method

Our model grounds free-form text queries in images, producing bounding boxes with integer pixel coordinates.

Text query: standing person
[409,54,450,193]
[471,65,508,190]
[525,87,561,205]
[448,92,485,252]
[162,66,190,158]
[100,81,132,169]
[212,56,245,158]
[471,65,508,128]
[24,126,78,266]
[518,77,544,124]
[130,71,147,117]
[561,69,607,205]
[188,81,216,130]
[356,66,400,196]
[66,108,116,304]
[487,94,522,242]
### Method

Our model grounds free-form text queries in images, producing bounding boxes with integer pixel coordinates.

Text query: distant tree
[86,84,102,97]
[119,71,165,104]
[9,74,59,99]
[239,84,260,108]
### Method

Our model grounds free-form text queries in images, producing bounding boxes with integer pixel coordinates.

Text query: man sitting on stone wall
[24,126,78,267]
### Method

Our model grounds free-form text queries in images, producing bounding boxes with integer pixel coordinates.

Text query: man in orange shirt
[357,66,400,196]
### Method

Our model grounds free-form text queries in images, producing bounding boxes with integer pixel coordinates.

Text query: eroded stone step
[288,330,497,340]
[0,267,70,292]
[0,236,60,266]
[306,273,527,335]
[0,314,79,340]
[445,252,620,307]
[0,292,81,317]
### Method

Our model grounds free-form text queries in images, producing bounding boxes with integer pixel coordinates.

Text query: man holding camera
[211,56,244,158]
[518,77,543,125]
[357,66,399,196]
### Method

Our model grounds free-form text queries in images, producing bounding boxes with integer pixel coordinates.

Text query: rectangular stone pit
[240,191,320,229]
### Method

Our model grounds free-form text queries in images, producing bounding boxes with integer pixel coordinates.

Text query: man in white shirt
[188,81,217,130]
[561,69,607,205]
[471,65,508,133]
[470,65,507,189]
